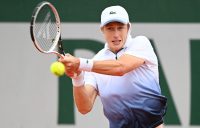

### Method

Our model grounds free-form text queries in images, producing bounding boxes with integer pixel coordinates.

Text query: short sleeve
[125,36,158,67]
[84,71,98,90]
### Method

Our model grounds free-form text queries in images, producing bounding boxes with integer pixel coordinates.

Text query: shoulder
[125,35,158,65]
[134,35,150,41]
[133,35,151,46]
[127,35,152,50]
[92,48,107,60]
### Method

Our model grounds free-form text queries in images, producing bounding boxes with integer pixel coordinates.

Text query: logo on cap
[109,11,116,14]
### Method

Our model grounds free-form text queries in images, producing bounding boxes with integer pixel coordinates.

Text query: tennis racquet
[30,1,65,58]
[30,1,77,77]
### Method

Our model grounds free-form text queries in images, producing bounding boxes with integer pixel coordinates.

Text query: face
[101,22,129,53]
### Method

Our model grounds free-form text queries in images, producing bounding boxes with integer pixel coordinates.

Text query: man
[59,5,167,128]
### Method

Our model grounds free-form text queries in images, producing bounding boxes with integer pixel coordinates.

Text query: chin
[112,48,122,53]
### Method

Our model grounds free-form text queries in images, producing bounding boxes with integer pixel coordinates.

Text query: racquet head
[30,1,64,58]
[30,1,77,78]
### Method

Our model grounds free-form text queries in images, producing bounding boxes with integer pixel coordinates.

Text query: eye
[106,27,114,31]
[118,26,125,30]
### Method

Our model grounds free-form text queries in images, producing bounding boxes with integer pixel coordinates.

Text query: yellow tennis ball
[50,61,65,76]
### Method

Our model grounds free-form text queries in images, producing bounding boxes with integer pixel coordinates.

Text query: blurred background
[0,0,200,128]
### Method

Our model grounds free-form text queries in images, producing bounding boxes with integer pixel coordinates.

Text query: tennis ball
[50,61,65,76]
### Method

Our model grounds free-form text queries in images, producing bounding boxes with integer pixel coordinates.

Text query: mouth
[112,40,121,45]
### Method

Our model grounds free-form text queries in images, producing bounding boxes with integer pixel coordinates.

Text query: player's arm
[59,53,144,76]
[73,84,97,114]
[92,54,144,76]
[70,71,98,114]
[58,57,98,114]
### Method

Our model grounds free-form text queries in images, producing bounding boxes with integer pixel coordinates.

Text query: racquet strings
[34,5,58,52]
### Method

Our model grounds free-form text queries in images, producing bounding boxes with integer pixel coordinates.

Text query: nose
[113,29,120,38]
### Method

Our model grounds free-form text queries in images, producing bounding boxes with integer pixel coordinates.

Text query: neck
[113,47,124,54]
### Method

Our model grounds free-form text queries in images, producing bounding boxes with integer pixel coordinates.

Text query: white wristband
[79,58,94,72]
[72,71,84,87]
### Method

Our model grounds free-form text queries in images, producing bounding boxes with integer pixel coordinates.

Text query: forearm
[78,54,144,76]
[79,58,125,75]
[73,86,93,114]
[72,72,95,114]
[92,60,125,76]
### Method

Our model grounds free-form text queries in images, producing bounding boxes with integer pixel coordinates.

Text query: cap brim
[100,18,128,27]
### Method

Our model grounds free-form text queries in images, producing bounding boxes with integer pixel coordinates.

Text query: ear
[127,23,130,30]
[127,23,132,33]
[100,27,104,33]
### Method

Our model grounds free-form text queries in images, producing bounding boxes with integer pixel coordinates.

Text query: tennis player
[59,5,167,128]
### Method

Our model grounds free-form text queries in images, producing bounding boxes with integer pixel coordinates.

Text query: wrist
[72,71,84,87]
[79,58,94,72]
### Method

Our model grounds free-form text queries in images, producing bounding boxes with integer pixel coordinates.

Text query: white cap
[100,5,129,27]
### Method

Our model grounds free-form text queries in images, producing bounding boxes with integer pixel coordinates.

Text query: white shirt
[84,35,164,123]
[85,35,160,91]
